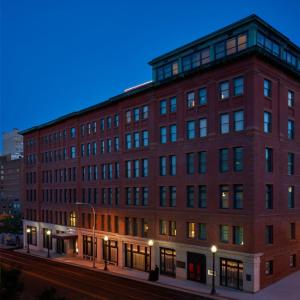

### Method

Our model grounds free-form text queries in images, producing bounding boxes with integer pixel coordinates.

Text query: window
[142,106,149,119]
[283,50,297,67]
[107,117,112,129]
[187,186,195,208]
[142,187,149,206]
[265,148,273,172]
[288,120,295,140]
[114,114,119,127]
[126,110,131,124]
[233,147,244,172]
[290,223,296,240]
[265,185,273,209]
[288,91,295,108]
[160,220,168,235]
[125,161,131,178]
[160,100,167,115]
[70,146,76,158]
[169,155,176,176]
[220,225,229,243]
[126,188,132,205]
[199,118,207,137]
[233,185,243,209]
[186,153,195,175]
[198,151,207,174]
[198,223,207,240]
[133,160,139,178]
[288,186,295,209]
[156,61,179,81]
[234,110,244,131]
[100,140,105,154]
[100,118,105,131]
[142,159,149,177]
[220,185,229,209]
[198,185,207,208]
[187,92,195,108]
[219,81,229,100]
[133,108,140,122]
[114,137,120,152]
[199,88,207,105]
[264,112,272,133]
[265,225,273,244]
[264,79,272,97]
[215,41,226,59]
[187,120,195,139]
[290,254,296,268]
[233,226,244,245]
[160,127,167,144]
[265,260,273,275]
[187,222,196,239]
[160,186,167,207]
[163,124,175,143]
[257,32,279,57]
[219,148,229,173]
[170,97,177,112]
[169,186,176,207]
[220,113,230,134]
[142,130,149,147]
[182,47,210,71]
[159,156,167,176]
[233,77,244,96]
[288,153,294,175]
[70,127,76,138]
[125,134,132,149]
[169,221,176,236]
[133,187,139,206]
[107,139,112,153]
[133,132,140,148]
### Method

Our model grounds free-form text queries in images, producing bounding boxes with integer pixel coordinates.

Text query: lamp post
[211,245,218,295]
[148,239,154,272]
[75,202,96,268]
[46,230,51,258]
[26,228,31,253]
[104,235,108,271]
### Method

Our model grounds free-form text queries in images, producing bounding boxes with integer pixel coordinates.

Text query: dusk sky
[1,0,300,151]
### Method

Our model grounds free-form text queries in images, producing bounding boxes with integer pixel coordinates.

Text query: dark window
[186,153,195,175]
[233,185,243,209]
[265,185,273,209]
[220,185,229,209]
[233,147,244,172]
[220,225,229,243]
[288,120,295,140]
[219,148,229,172]
[290,223,296,240]
[198,151,207,174]
[264,79,272,97]
[265,148,273,172]
[264,112,272,133]
[187,186,195,208]
[288,153,294,175]
[288,91,295,108]
[198,185,207,208]
[288,186,295,208]
[160,100,167,115]
[199,88,207,105]
[265,260,273,275]
[233,226,244,245]
[219,81,229,100]
[160,186,167,207]
[265,225,273,244]
[233,77,244,96]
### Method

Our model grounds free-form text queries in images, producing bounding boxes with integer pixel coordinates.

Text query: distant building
[0,155,22,216]
[2,128,23,159]
[21,15,300,293]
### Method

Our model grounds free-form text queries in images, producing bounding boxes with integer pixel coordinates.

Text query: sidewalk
[15,249,300,300]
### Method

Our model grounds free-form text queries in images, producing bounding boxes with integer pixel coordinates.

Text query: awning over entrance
[52,233,78,240]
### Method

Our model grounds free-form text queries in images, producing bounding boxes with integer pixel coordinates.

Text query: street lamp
[46,230,51,258]
[26,228,31,253]
[211,245,218,295]
[75,202,96,269]
[104,235,109,271]
[148,239,154,272]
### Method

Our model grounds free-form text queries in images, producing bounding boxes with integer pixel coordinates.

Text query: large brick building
[21,15,300,292]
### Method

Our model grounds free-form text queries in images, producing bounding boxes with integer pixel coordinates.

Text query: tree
[36,287,66,300]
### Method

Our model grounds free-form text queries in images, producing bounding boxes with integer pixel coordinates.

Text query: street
[0,249,216,300]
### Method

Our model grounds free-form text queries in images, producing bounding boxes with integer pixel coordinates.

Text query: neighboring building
[0,155,22,216]
[21,15,300,292]
[2,128,24,159]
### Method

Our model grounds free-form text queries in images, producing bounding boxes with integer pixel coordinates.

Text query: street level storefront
[103,239,118,265]
[160,248,176,277]
[125,243,150,272]
[82,235,97,259]
[220,258,244,290]
[52,231,77,255]
[187,252,206,283]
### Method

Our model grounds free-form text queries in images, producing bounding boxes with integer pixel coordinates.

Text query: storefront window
[125,243,150,272]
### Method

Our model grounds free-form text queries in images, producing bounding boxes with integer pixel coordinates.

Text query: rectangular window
[264,112,272,133]
[114,137,120,152]
[198,185,207,208]
[198,151,207,174]
[160,127,167,144]
[186,153,195,175]
[169,186,176,207]
[264,79,272,98]
[198,223,207,240]
[234,110,244,131]
[160,186,167,207]
[133,108,140,121]
[288,90,295,108]
[220,113,230,134]
[233,226,244,245]
[265,225,273,244]
[125,161,131,178]
[159,220,168,235]
[187,120,196,140]
[288,120,295,140]
[187,186,195,208]
[125,134,132,150]
[220,225,229,243]
[142,130,149,147]
[215,41,226,59]
[160,156,167,176]
[265,184,273,209]
[220,185,229,209]
[199,118,207,137]
[107,117,112,129]
[114,114,119,127]
[265,260,273,275]
[288,186,295,209]
[187,92,195,108]
[169,155,176,176]
[219,148,229,173]
[133,160,139,178]
[169,221,176,236]
[233,147,244,172]
[199,88,207,105]
[142,159,149,177]
[169,124,177,142]
[288,153,294,175]
[126,110,131,124]
[142,105,149,119]
[265,147,273,172]
[133,187,139,206]
[170,97,177,113]
[219,81,229,100]
[126,188,132,205]
[187,222,196,239]
[233,77,244,96]
[100,118,105,131]
[160,100,167,115]
[290,223,296,240]
[233,185,243,209]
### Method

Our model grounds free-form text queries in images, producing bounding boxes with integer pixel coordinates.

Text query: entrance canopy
[52,233,78,240]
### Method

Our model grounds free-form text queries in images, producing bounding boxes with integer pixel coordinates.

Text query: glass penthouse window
[257,32,280,57]
[283,49,297,67]
[182,47,210,72]
[156,61,179,81]
[215,33,248,59]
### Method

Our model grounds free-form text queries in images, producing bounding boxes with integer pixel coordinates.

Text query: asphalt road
[0,249,216,300]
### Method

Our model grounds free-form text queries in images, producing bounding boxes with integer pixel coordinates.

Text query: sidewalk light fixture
[46,230,51,258]
[147,239,154,272]
[211,245,218,295]
[104,235,109,271]
[26,228,31,253]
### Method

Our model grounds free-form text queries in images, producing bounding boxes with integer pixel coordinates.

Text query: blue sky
[1,0,300,151]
